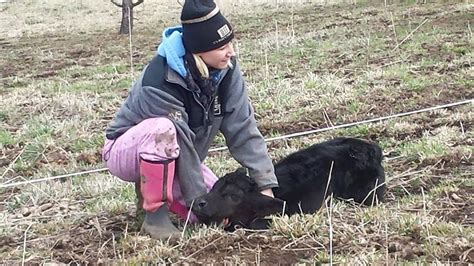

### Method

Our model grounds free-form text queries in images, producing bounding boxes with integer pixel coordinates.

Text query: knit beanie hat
[181,0,234,53]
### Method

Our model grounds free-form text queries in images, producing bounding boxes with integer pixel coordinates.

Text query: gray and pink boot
[138,158,181,240]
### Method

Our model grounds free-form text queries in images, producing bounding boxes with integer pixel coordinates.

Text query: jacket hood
[157,26,187,78]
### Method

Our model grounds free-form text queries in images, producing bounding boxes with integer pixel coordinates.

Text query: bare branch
[132,0,144,7]
[110,0,122,7]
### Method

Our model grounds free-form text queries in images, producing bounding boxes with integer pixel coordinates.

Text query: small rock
[402,248,415,260]
[451,193,462,201]
[40,202,54,212]
[388,243,397,253]
[22,208,31,217]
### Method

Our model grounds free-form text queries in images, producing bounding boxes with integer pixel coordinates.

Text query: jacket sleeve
[220,61,279,190]
[134,86,209,206]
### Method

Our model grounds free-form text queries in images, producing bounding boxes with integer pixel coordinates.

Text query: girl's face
[197,42,235,69]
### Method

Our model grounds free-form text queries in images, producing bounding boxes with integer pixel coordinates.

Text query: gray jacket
[105,55,278,206]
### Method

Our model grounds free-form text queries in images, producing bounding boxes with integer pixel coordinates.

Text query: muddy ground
[0,0,473,264]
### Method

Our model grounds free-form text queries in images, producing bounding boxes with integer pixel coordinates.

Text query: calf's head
[192,168,284,228]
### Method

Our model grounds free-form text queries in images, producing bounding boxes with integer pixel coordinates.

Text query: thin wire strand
[1,168,108,189]
[0,99,471,189]
[128,5,134,77]
[210,99,473,151]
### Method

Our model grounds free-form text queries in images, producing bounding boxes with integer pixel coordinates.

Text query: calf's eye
[229,194,240,202]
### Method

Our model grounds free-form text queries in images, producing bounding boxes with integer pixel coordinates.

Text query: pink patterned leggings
[102,117,218,222]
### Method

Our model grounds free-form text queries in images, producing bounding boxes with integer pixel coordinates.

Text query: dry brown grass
[1,0,473,264]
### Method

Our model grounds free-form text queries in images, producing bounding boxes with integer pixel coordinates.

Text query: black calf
[192,137,386,229]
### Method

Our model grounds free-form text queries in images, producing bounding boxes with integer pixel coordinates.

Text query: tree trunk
[119,0,133,34]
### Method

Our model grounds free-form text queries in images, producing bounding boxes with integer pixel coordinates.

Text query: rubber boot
[139,159,180,240]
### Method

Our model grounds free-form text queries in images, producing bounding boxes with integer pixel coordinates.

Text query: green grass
[1,0,473,264]
[0,111,8,122]
[0,129,15,147]
[455,74,473,88]
[443,42,471,56]
[339,124,373,138]
[355,207,389,224]
[426,222,465,238]
[22,120,55,140]
[83,187,132,214]
[272,213,326,238]
[429,182,459,196]
[95,64,129,75]
[346,100,363,114]
[391,213,425,237]
[5,189,31,210]
[2,78,30,89]
[383,65,434,92]
[399,138,447,161]
[19,142,46,163]
[68,134,104,153]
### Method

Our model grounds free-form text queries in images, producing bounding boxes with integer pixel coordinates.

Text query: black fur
[192,137,386,229]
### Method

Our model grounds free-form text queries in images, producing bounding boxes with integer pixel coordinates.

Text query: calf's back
[192,137,386,229]
[274,137,385,215]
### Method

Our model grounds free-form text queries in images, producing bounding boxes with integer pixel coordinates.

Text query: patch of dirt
[0,210,317,264]
[1,201,471,264]
[182,232,315,264]
[0,157,10,168]
[385,229,472,263]
[421,151,472,169]
[1,1,473,264]
[389,173,443,200]
[367,82,470,115]
[1,145,37,179]
[386,235,425,261]
[0,212,135,264]
[430,7,473,29]
[76,149,102,165]
[0,236,16,251]
[0,31,156,80]
[39,149,69,165]
[260,79,470,143]
[47,217,130,264]
[433,184,474,225]
[384,158,445,201]
[435,245,474,264]
[0,187,20,212]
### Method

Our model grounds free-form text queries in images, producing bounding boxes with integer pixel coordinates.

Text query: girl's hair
[193,54,209,78]
[192,53,234,79]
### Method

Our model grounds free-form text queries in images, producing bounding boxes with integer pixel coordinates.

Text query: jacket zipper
[166,69,222,127]
[167,78,209,124]
[189,90,215,127]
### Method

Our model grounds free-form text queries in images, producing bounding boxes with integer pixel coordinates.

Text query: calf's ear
[250,194,285,217]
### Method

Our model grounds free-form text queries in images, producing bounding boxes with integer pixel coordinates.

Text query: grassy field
[0,0,473,264]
